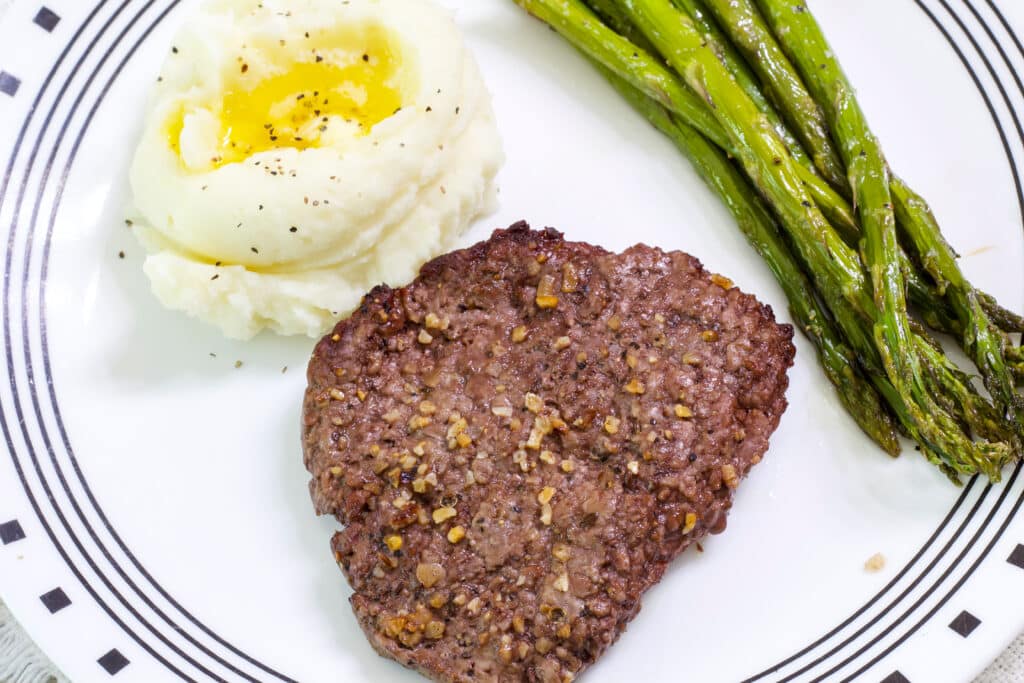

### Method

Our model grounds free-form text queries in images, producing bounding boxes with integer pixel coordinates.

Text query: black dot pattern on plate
[32,6,60,32]
[1008,544,1024,569]
[97,649,130,675]
[39,587,71,613]
[0,519,26,544]
[0,71,20,97]
[880,672,911,683]
[948,610,981,638]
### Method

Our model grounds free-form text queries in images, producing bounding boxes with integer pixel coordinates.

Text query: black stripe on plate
[985,0,1024,84]
[0,1,201,680]
[777,482,995,682]
[747,0,1024,676]
[939,0,1024,223]
[742,479,979,681]
[842,462,1024,681]
[10,2,238,678]
[3,0,294,680]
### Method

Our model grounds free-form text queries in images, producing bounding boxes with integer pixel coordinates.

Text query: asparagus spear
[548,0,906,455]
[667,0,812,172]
[575,1,899,448]
[516,0,731,150]
[700,0,847,191]
[585,0,654,49]
[615,1,866,303]
[754,0,1024,438]
[523,0,857,238]
[658,0,859,233]
[514,0,1017,477]
[671,1,1022,342]
[692,0,1019,341]
[903,242,1024,343]
[687,0,1021,337]
[576,0,1020,344]
[917,337,1020,452]
[615,0,1010,475]
[603,68,901,453]
[980,292,1024,334]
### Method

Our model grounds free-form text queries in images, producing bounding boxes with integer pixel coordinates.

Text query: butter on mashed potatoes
[129,0,503,339]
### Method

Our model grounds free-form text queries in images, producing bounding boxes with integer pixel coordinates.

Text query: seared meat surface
[303,223,795,682]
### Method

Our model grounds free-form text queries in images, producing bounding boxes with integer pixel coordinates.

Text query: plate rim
[1,0,1023,681]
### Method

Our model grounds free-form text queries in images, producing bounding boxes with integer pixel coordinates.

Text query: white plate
[0,0,1023,681]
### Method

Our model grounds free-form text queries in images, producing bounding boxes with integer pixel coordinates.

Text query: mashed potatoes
[130,0,503,339]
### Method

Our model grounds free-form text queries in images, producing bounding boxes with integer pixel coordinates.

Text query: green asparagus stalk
[907,272,963,336]
[799,168,859,239]
[525,0,857,239]
[585,0,655,50]
[903,241,1024,342]
[517,0,731,150]
[618,0,1011,475]
[700,0,847,191]
[980,292,1024,333]
[1011,356,1024,385]
[618,0,869,307]
[891,182,1024,428]
[603,68,900,453]
[668,0,859,229]
[917,338,1020,452]
[514,0,1019,478]
[753,0,1024,438]
[690,0,1018,342]
[578,0,1020,344]
[668,0,812,172]
[753,0,1009,473]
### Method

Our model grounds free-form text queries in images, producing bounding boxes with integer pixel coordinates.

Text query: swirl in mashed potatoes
[129,0,503,339]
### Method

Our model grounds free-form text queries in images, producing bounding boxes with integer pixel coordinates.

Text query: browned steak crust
[302,223,795,682]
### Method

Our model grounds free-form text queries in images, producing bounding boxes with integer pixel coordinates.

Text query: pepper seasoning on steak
[302,222,795,682]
